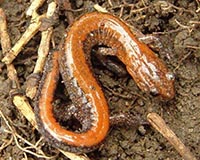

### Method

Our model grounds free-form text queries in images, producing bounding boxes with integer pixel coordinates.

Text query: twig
[33,3,55,74]
[108,0,113,7]
[94,4,108,13]
[189,20,200,24]
[186,45,200,50]
[12,95,37,128]
[147,112,197,160]
[0,8,20,90]
[26,0,46,16]
[26,2,56,99]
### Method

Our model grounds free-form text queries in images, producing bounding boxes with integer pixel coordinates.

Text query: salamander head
[127,65,175,100]
[148,72,175,100]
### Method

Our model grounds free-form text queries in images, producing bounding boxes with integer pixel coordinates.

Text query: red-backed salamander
[35,12,175,153]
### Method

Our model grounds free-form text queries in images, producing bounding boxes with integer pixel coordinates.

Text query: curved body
[36,12,175,153]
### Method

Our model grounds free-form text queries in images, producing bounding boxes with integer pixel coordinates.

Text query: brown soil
[0,0,200,160]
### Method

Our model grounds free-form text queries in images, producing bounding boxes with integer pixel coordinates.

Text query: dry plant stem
[0,9,10,53]
[13,95,37,128]
[93,4,108,13]
[26,2,56,99]
[108,0,113,6]
[34,28,53,73]
[186,45,200,49]
[147,112,197,160]
[26,0,46,16]
[2,12,43,64]
[0,8,20,89]
[33,1,56,74]
[25,28,53,99]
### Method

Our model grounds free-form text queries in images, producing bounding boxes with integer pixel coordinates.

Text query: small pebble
[138,125,146,135]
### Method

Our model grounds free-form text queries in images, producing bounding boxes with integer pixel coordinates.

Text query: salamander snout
[152,72,175,100]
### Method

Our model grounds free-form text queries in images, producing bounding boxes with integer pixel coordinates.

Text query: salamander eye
[166,72,175,81]
[150,88,159,96]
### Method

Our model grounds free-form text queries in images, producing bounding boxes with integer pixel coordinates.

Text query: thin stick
[26,0,46,16]
[93,4,108,13]
[26,2,56,99]
[13,95,37,128]
[0,8,20,89]
[147,112,197,160]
